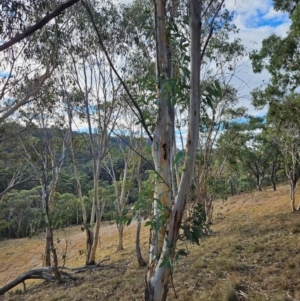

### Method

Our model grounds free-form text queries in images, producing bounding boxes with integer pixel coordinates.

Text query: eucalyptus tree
[195,85,243,224]
[0,187,42,239]
[103,107,139,251]
[104,149,133,251]
[142,1,231,300]
[63,23,121,264]
[0,0,81,123]
[250,0,300,108]
[0,121,33,198]
[133,135,149,267]
[258,128,283,191]
[217,117,271,193]
[267,94,300,212]
[18,105,68,282]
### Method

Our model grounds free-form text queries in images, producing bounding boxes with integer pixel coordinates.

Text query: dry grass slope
[1,184,300,301]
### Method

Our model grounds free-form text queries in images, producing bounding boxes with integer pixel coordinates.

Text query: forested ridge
[0,117,290,241]
[0,123,153,239]
[1,0,300,300]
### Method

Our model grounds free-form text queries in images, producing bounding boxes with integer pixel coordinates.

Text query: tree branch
[81,0,153,142]
[0,0,80,51]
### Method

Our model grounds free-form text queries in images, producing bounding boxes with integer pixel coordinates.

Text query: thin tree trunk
[117,160,130,252]
[256,175,262,191]
[271,164,277,191]
[88,132,107,264]
[47,227,61,282]
[205,197,214,225]
[136,219,146,267]
[83,83,107,264]
[290,179,296,212]
[67,106,93,265]
[88,170,102,264]
[44,190,61,282]
[117,226,124,251]
[145,0,173,297]
[136,154,147,267]
[230,178,235,196]
[145,1,201,299]
[44,227,51,267]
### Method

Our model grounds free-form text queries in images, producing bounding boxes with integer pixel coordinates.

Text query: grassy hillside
[1,184,300,301]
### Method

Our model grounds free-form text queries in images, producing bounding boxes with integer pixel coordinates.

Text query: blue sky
[0,71,9,78]
[223,0,291,115]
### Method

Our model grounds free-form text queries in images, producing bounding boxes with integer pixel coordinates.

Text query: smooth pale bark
[117,160,130,251]
[149,0,173,266]
[88,132,107,264]
[117,227,124,251]
[67,107,93,265]
[145,1,201,300]
[289,179,296,212]
[289,177,300,212]
[146,0,173,297]
[136,155,147,267]
[136,220,147,267]
[80,59,109,264]
[283,148,300,212]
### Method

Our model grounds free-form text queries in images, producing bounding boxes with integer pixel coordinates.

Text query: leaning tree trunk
[136,219,147,267]
[145,1,201,299]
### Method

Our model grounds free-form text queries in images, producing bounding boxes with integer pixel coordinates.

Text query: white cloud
[264,6,287,20]
[224,1,291,116]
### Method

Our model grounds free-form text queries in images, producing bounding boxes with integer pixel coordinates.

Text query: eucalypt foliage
[144,198,170,230]
[158,237,189,280]
[180,203,210,245]
[203,80,223,109]
[116,210,132,228]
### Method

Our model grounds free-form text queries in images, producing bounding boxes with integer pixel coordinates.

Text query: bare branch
[0,0,80,52]
[81,0,153,142]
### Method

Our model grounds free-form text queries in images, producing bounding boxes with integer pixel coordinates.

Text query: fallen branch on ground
[0,257,111,295]
[0,268,55,295]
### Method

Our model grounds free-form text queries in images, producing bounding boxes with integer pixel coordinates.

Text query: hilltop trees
[250,0,300,108]
[267,95,300,211]
[250,0,300,210]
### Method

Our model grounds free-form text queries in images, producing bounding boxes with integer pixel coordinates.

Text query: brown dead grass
[1,184,300,300]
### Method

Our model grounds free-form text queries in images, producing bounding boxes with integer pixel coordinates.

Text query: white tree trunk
[145,1,201,300]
